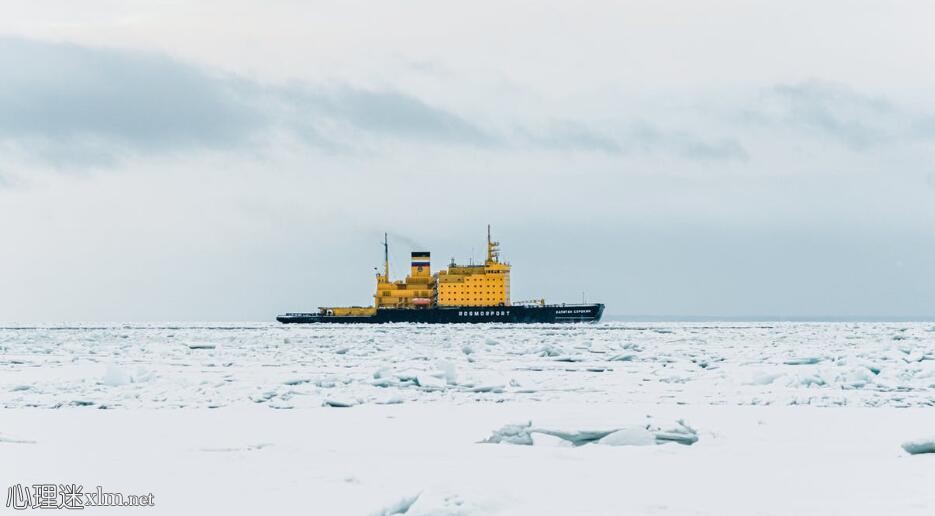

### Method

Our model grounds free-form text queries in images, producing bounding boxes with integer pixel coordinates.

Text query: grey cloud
[0,38,263,155]
[746,81,935,150]
[626,123,749,161]
[0,37,752,167]
[0,171,17,188]
[522,120,748,161]
[912,115,935,140]
[521,121,623,153]
[0,37,496,164]
[280,86,495,145]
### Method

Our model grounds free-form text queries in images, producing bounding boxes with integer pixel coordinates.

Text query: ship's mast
[383,232,389,280]
[486,224,500,264]
[487,225,491,263]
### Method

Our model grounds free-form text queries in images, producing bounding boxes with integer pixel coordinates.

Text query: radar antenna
[382,233,389,280]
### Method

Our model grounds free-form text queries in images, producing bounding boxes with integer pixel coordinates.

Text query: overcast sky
[1,1,934,321]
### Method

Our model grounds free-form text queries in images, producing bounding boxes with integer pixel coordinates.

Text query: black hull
[277,303,604,324]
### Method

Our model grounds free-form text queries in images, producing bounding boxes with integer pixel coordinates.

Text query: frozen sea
[2,322,934,514]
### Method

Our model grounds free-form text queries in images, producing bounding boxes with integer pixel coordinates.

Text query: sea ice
[533,428,617,446]
[323,398,358,408]
[747,371,783,385]
[597,426,656,446]
[481,421,534,445]
[372,493,421,516]
[467,384,504,393]
[100,364,132,387]
[2,320,935,515]
[531,432,574,447]
[653,420,699,445]
[785,357,822,365]
[415,374,446,391]
[483,419,699,447]
[901,438,935,455]
[4,322,933,409]
[435,360,458,385]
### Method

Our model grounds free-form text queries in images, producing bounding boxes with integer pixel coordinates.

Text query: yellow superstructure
[326,306,376,316]
[436,227,510,306]
[374,246,435,309]
[323,227,512,313]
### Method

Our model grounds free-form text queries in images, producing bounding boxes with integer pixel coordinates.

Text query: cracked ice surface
[2,322,934,409]
[3,322,935,515]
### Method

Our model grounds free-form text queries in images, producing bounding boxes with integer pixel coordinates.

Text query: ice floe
[372,492,421,516]
[901,438,935,455]
[482,418,699,447]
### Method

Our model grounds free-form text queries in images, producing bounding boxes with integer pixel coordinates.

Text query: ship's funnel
[411,251,430,277]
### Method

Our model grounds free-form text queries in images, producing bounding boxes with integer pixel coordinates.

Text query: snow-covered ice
[2,322,934,514]
[4,322,934,410]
